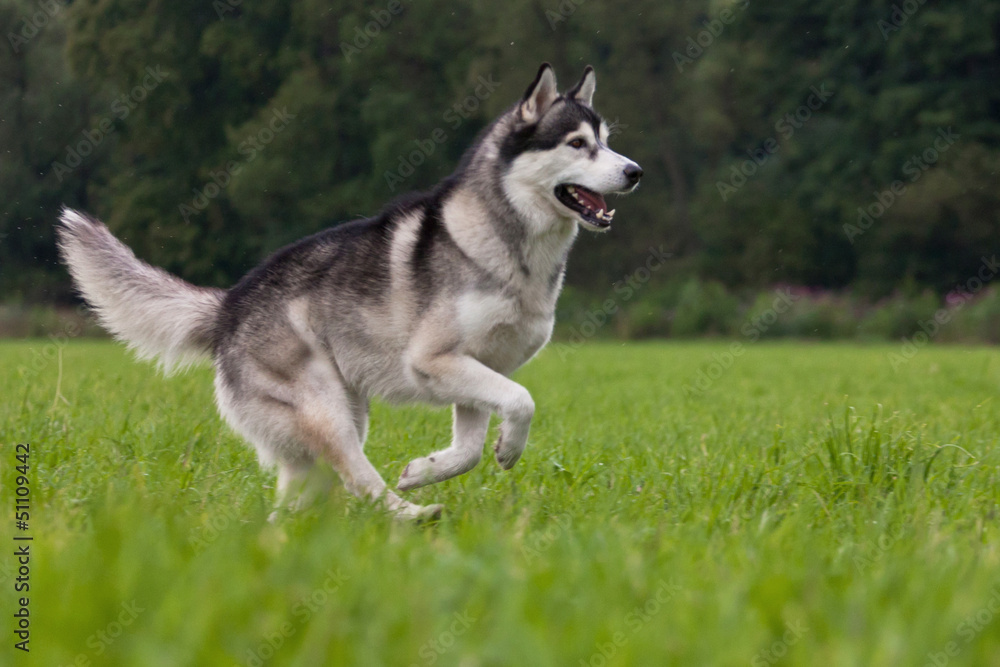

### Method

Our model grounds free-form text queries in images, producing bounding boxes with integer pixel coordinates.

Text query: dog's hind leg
[215,371,326,520]
[267,460,331,522]
[217,362,439,521]
[351,395,369,449]
[295,369,443,521]
[397,405,490,491]
[274,300,441,520]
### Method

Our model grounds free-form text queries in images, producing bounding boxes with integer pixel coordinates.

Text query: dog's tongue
[578,188,607,212]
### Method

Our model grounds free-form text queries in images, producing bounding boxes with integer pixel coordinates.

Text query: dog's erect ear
[519,63,559,124]
[567,66,596,108]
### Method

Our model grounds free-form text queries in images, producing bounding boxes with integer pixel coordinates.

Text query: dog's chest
[455,290,553,373]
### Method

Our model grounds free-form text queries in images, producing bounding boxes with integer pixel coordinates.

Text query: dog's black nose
[624,164,643,186]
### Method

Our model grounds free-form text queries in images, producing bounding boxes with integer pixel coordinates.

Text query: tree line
[1,0,998,304]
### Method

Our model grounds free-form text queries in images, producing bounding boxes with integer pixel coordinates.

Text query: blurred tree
[1,0,997,304]
[692,0,1000,295]
[0,0,103,300]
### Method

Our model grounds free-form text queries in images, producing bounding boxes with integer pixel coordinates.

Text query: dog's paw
[397,458,435,491]
[393,502,444,523]
[493,433,523,470]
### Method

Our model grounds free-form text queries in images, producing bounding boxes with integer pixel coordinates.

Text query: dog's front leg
[398,405,490,490]
[409,353,535,474]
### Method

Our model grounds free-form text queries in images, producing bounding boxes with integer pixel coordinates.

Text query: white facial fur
[503,120,640,233]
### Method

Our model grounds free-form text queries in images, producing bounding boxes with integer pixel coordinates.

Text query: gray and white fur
[57,64,643,520]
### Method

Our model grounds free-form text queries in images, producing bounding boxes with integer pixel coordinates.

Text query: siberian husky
[57,64,643,520]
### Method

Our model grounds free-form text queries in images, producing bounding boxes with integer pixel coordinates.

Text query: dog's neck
[442,186,577,309]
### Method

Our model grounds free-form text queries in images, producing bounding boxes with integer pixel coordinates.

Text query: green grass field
[2,340,1000,666]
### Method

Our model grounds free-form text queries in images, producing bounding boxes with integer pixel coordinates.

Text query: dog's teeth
[597,209,605,217]
[608,209,616,217]
[567,186,576,193]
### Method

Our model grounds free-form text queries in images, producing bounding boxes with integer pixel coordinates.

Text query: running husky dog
[57,64,642,520]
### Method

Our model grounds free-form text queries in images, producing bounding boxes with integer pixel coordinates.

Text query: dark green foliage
[1,0,998,302]
[554,279,1000,342]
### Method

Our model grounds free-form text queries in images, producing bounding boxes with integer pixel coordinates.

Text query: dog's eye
[568,138,586,149]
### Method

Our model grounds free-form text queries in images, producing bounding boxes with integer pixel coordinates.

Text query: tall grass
[1,340,999,665]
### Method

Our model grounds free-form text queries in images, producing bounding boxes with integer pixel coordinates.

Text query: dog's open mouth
[555,184,615,228]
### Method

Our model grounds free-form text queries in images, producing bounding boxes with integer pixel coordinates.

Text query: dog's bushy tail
[56,207,226,373]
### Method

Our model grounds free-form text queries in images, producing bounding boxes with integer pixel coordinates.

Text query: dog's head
[499,64,642,233]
